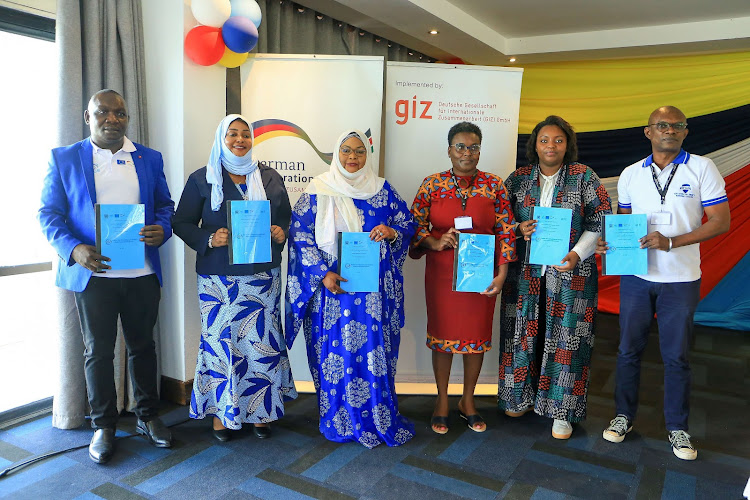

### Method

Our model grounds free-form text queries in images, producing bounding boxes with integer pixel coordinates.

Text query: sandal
[431,415,450,434]
[459,411,486,433]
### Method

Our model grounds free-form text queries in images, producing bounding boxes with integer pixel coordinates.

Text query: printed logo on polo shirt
[675,183,694,198]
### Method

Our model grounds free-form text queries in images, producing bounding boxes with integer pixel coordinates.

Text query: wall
[142,0,226,382]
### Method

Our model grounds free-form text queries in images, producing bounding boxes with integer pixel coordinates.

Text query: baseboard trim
[0,397,53,429]
[162,379,498,403]
[292,381,498,396]
[161,376,192,406]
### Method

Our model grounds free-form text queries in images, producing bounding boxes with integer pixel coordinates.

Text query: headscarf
[206,114,266,211]
[306,129,385,255]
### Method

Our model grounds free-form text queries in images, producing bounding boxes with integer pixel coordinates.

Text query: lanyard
[451,169,478,211]
[649,163,678,206]
[234,183,248,200]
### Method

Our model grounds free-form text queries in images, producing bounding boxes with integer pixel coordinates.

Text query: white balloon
[191,0,232,28]
[230,0,262,28]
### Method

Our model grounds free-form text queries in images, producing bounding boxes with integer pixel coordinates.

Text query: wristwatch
[208,233,215,248]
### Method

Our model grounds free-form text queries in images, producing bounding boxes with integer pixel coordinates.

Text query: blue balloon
[230,0,262,28]
[221,16,258,53]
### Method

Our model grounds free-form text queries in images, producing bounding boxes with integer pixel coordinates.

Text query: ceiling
[295,0,750,64]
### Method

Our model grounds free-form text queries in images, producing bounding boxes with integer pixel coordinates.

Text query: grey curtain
[255,0,430,62]
[53,0,154,429]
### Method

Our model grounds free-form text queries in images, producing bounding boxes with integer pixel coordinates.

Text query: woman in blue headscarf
[173,114,296,442]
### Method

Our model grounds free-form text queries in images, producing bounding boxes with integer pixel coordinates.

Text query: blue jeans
[615,276,701,431]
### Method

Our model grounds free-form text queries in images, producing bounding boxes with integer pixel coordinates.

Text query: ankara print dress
[286,181,416,448]
[410,169,517,353]
[499,163,611,422]
[190,268,298,428]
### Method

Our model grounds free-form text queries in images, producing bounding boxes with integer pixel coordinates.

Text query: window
[0,6,58,414]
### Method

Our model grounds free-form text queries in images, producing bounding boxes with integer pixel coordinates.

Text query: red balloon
[185,25,225,66]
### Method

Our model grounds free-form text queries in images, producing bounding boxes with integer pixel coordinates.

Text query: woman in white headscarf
[286,130,416,448]
[173,114,296,442]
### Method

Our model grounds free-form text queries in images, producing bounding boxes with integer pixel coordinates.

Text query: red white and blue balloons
[184,25,225,66]
[185,0,262,68]
[221,16,259,54]
[231,0,262,28]
[191,0,231,27]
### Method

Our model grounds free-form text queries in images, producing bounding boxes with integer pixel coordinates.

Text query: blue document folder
[526,206,573,266]
[227,200,272,265]
[602,214,649,275]
[95,203,145,270]
[337,232,380,293]
[452,233,495,293]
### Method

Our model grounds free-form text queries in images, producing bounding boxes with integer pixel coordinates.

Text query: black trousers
[74,274,161,429]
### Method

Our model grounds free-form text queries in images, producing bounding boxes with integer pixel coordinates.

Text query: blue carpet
[1,314,748,499]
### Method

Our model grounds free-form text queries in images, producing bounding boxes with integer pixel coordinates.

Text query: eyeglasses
[648,121,688,131]
[340,146,368,157]
[450,143,481,154]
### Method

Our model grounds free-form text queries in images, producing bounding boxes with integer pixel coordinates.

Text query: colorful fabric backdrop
[515,51,750,331]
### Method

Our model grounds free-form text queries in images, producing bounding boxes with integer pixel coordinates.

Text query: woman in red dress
[410,122,517,433]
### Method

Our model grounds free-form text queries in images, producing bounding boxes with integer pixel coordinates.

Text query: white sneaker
[669,430,697,460]
[552,419,573,439]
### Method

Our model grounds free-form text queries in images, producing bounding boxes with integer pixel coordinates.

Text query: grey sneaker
[668,430,697,460]
[602,415,632,443]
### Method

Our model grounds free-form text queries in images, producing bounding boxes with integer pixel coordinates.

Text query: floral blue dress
[286,181,416,448]
[190,269,297,428]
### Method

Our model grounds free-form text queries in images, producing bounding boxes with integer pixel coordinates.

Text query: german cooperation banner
[241,55,384,382]
[384,62,523,385]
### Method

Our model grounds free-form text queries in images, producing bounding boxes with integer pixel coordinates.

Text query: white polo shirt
[92,136,154,278]
[617,150,727,283]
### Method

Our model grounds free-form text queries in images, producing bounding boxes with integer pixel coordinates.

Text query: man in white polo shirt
[597,106,730,460]
[39,90,174,463]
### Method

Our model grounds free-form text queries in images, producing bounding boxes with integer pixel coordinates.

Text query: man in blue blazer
[39,89,174,464]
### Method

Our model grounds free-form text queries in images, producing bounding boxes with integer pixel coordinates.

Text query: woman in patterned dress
[286,130,416,448]
[410,122,517,434]
[173,114,296,442]
[498,115,612,439]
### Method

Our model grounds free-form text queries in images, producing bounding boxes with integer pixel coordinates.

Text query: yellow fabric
[517,51,750,133]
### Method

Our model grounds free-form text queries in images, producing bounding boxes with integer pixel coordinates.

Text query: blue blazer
[39,138,174,292]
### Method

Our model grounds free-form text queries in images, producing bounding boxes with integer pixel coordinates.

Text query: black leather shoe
[213,427,232,442]
[136,418,172,448]
[253,424,271,439]
[89,428,116,464]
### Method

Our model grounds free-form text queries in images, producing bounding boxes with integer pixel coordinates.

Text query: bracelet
[208,233,215,248]
[667,237,673,252]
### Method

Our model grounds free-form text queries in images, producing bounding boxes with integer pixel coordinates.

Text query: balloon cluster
[185,0,262,68]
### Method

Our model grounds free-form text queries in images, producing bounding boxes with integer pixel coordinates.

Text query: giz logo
[395,95,433,125]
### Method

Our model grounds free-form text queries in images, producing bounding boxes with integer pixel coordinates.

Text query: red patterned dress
[410,170,516,353]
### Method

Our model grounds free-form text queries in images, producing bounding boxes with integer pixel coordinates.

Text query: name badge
[650,211,672,225]
[454,216,473,230]
[117,159,126,165]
